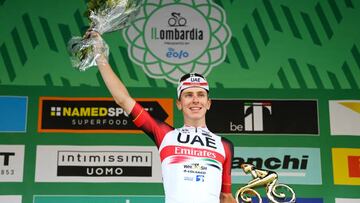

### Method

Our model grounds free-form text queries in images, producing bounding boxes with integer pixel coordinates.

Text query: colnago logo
[232,147,322,185]
[57,151,151,177]
[183,163,207,177]
[123,0,231,83]
[244,102,272,131]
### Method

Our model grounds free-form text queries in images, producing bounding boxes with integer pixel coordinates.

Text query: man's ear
[176,99,182,110]
[207,99,211,110]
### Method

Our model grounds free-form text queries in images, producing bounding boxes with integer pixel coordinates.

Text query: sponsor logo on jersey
[177,132,217,149]
[183,174,206,182]
[183,163,208,175]
[0,145,24,182]
[232,147,322,184]
[332,148,360,185]
[206,99,319,135]
[38,97,173,133]
[196,175,205,182]
[329,100,360,135]
[35,146,162,182]
[0,96,27,132]
[161,145,223,165]
[184,176,194,181]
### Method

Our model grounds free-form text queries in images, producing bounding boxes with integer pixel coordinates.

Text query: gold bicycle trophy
[235,164,296,203]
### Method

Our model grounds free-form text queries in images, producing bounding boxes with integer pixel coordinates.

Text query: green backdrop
[0,0,360,203]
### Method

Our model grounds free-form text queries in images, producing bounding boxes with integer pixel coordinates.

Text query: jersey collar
[182,125,209,131]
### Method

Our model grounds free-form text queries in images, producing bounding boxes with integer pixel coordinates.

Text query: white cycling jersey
[131,103,234,203]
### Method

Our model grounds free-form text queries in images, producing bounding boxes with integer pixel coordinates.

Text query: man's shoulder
[219,136,234,148]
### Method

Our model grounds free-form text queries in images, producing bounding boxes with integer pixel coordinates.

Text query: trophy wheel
[236,188,262,203]
[268,183,296,203]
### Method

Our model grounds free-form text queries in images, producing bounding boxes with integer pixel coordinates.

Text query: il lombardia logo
[123,0,231,83]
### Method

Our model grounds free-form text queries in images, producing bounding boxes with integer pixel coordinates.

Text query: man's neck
[184,119,206,128]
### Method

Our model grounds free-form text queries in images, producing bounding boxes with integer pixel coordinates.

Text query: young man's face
[176,87,211,123]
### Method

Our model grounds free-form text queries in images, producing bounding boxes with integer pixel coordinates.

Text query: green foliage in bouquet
[74,45,93,62]
[68,0,142,71]
[85,0,130,19]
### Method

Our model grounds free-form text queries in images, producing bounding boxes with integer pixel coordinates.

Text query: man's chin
[188,114,205,120]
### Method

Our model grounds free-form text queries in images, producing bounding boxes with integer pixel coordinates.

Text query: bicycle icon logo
[168,12,187,27]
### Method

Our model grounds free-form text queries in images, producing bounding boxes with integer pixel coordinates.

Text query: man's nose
[192,95,199,102]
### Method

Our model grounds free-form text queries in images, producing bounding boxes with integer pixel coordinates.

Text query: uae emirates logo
[123,0,231,83]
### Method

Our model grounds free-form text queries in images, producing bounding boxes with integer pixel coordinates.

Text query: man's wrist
[95,54,108,66]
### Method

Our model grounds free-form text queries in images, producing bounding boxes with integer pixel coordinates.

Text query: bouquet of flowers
[68,0,142,71]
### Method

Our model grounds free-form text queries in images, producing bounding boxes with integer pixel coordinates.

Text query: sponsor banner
[0,195,22,203]
[206,99,319,135]
[0,145,25,182]
[34,195,164,203]
[38,97,173,133]
[35,145,162,182]
[123,0,231,83]
[232,147,322,185]
[332,148,360,185]
[33,196,324,203]
[287,198,323,203]
[329,100,360,136]
[336,198,360,203]
[249,198,323,203]
[0,96,27,132]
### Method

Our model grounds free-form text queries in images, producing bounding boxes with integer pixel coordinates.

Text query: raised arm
[90,31,136,114]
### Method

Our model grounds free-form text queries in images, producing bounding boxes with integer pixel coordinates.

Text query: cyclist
[89,31,236,203]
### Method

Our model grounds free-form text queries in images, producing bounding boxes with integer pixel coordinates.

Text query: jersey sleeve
[220,137,234,193]
[130,102,174,147]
